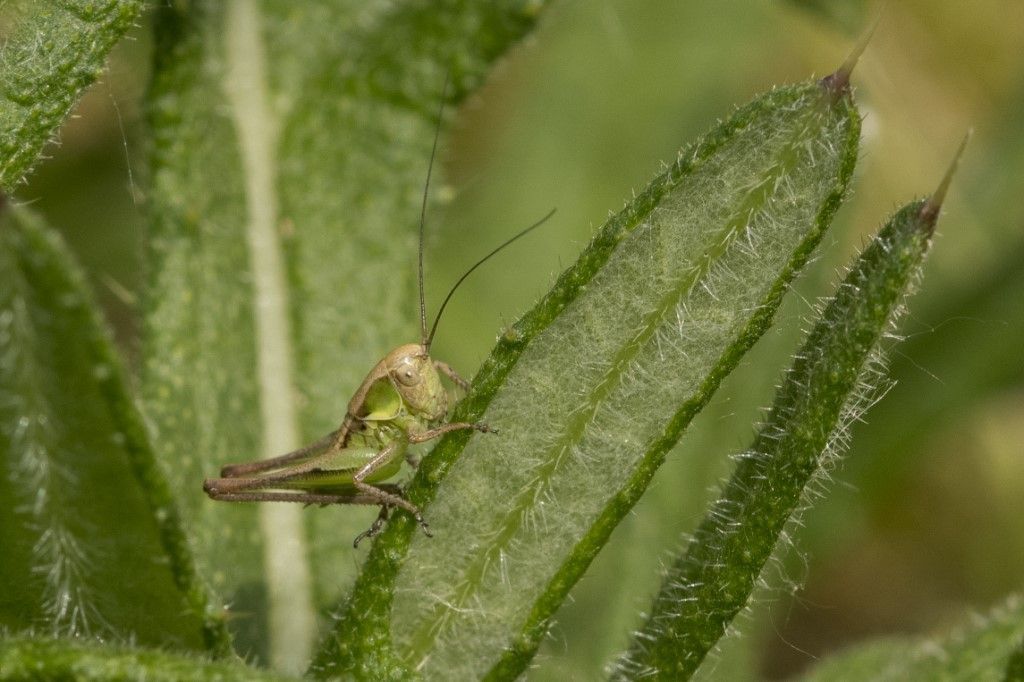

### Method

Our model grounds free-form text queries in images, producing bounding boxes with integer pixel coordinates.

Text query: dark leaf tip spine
[821,12,881,94]
[919,130,971,231]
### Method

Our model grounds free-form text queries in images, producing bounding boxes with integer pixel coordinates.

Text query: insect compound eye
[393,360,422,387]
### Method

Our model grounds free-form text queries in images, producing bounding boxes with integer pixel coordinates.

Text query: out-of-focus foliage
[0,204,226,653]
[797,595,1024,681]
[0,635,292,681]
[13,0,1024,679]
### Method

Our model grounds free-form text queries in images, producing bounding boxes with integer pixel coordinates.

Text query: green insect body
[203,342,489,544]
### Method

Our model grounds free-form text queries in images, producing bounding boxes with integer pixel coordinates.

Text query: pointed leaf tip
[920,130,971,229]
[822,12,881,94]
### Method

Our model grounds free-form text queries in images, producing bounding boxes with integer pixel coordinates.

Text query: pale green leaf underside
[387,81,858,679]
[0,0,143,189]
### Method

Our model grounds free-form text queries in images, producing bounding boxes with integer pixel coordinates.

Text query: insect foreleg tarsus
[408,421,496,444]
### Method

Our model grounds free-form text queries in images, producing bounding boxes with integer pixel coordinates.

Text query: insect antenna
[419,73,451,347]
[425,208,556,351]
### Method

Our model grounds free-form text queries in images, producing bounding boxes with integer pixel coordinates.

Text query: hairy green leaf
[0,635,291,682]
[311,73,860,679]
[839,238,1024,514]
[611,178,951,678]
[142,0,545,670]
[0,203,225,652]
[0,0,142,189]
[798,595,1024,681]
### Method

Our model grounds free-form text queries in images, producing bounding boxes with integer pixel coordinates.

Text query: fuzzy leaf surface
[0,0,142,189]
[0,204,223,652]
[0,635,292,682]
[312,77,860,680]
[612,196,943,679]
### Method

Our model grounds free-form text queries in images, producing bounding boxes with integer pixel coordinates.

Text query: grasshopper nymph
[203,85,553,546]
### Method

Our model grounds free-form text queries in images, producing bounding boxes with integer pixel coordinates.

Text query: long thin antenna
[426,208,556,350]
[420,72,451,346]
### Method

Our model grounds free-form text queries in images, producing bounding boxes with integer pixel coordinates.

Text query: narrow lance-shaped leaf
[611,140,965,680]
[0,202,227,653]
[143,0,546,670]
[145,2,269,662]
[831,240,1024,519]
[312,64,861,679]
[797,594,1024,682]
[0,0,143,189]
[0,635,293,682]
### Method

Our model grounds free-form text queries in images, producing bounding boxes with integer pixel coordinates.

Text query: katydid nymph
[203,90,554,547]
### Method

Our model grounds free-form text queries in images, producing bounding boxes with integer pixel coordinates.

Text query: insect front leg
[433,359,471,393]
[403,423,486,468]
[408,420,497,444]
[353,439,432,537]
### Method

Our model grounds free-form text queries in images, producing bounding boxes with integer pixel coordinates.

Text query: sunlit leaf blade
[0,0,143,189]
[311,75,860,679]
[143,0,547,670]
[0,635,293,682]
[0,203,223,652]
[797,595,1024,681]
[611,191,945,679]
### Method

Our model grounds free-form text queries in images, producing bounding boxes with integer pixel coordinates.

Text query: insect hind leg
[353,440,432,538]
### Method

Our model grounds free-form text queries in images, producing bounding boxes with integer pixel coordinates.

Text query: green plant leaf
[837,236,1024,516]
[0,0,143,189]
[142,0,545,671]
[311,71,861,679]
[0,202,226,653]
[1007,636,1024,682]
[796,595,1024,681]
[610,161,955,678]
[0,635,293,681]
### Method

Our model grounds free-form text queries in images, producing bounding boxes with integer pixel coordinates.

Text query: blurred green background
[20,0,1023,678]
